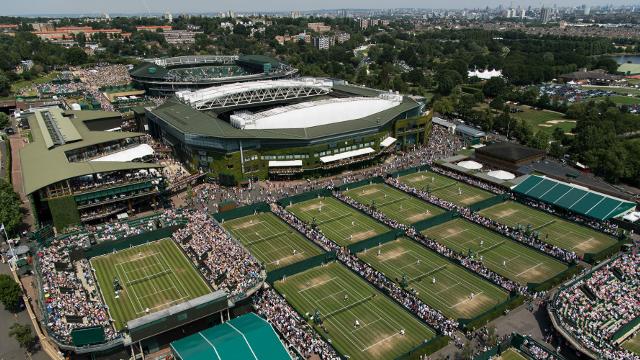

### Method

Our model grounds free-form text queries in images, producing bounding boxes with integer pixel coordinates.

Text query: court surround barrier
[612,313,640,345]
[527,263,581,292]
[473,333,566,360]
[277,188,332,207]
[468,194,509,212]
[412,211,459,232]
[212,202,270,222]
[267,251,337,283]
[70,326,105,347]
[388,164,431,178]
[335,176,384,192]
[459,294,524,330]
[396,334,450,360]
[346,230,404,253]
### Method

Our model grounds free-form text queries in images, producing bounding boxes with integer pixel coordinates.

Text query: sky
[3,0,639,16]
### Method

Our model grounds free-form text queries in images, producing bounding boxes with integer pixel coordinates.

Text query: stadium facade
[130,55,298,96]
[20,107,164,230]
[146,78,432,183]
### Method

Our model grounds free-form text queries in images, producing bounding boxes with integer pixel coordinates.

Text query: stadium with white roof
[147,78,431,183]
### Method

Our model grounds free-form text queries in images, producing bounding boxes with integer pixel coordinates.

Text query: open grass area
[343,183,445,225]
[11,71,60,94]
[592,95,640,105]
[274,262,437,360]
[495,348,529,360]
[479,201,617,257]
[358,237,509,320]
[287,196,389,247]
[91,239,211,331]
[399,170,493,207]
[511,106,575,135]
[222,212,324,271]
[581,85,640,96]
[421,219,568,285]
[622,331,640,355]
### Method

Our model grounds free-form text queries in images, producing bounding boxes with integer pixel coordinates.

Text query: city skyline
[3,0,639,16]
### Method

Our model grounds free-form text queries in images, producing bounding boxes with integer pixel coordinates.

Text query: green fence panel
[82,225,182,259]
[277,189,333,207]
[347,230,404,253]
[413,211,458,231]
[612,315,640,343]
[459,295,524,330]
[71,326,106,347]
[395,335,449,360]
[335,177,384,192]
[469,194,509,212]
[583,240,625,264]
[213,202,270,222]
[527,264,580,292]
[267,251,337,283]
[388,164,431,178]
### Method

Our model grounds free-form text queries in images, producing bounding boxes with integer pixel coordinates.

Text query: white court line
[298,276,339,293]
[434,282,461,296]
[362,333,401,351]
[442,228,468,239]
[449,291,484,309]
[516,263,543,277]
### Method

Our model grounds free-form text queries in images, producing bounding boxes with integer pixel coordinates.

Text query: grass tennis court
[91,239,211,330]
[623,331,640,355]
[358,237,509,320]
[275,262,437,360]
[495,348,529,360]
[222,212,324,271]
[344,183,445,225]
[422,219,568,285]
[287,196,389,246]
[479,201,617,256]
[399,170,493,206]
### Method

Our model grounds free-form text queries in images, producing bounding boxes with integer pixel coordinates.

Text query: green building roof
[20,108,160,195]
[170,313,291,360]
[512,175,636,220]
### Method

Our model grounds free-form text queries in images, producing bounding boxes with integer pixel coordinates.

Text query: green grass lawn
[91,238,211,330]
[343,183,445,225]
[222,212,324,271]
[274,262,437,360]
[479,201,617,257]
[592,95,640,105]
[511,106,575,135]
[421,219,568,285]
[287,196,389,246]
[622,331,640,355]
[358,237,509,320]
[496,348,529,360]
[399,170,493,207]
[581,85,640,95]
[11,71,60,94]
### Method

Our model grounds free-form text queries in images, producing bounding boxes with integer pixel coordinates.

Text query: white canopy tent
[457,160,483,170]
[487,170,516,180]
[268,160,303,167]
[380,137,397,148]
[320,147,375,164]
[92,144,154,163]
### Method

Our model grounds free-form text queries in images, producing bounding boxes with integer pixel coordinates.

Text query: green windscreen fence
[389,164,431,178]
[267,252,337,283]
[79,225,182,260]
[213,202,270,222]
[71,326,105,347]
[413,212,458,232]
[336,177,384,192]
[469,194,509,212]
[277,189,332,207]
[347,230,403,253]
[612,315,640,343]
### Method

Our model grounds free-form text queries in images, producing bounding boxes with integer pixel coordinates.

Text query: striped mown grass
[91,238,211,331]
[422,219,568,285]
[496,348,530,360]
[399,170,493,207]
[623,331,640,355]
[479,201,617,257]
[344,183,445,225]
[287,196,389,246]
[222,212,324,271]
[358,237,509,320]
[275,262,437,360]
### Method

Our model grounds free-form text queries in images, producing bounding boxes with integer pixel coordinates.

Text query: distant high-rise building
[290,11,301,19]
[338,9,348,18]
[584,6,591,15]
[164,12,173,23]
[541,6,552,23]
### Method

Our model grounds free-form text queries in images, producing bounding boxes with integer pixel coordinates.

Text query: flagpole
[2,223,15,270]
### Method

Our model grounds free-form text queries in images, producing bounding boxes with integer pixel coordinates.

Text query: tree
[0,274,22,312]
[0,113,9,129]
[0,180,22,235]
[64,47,88,66]
[9,323,36,351]
[436,70,462,96]
[0,71,10,97]
[482,77,507,98]
[75,32,86,48]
